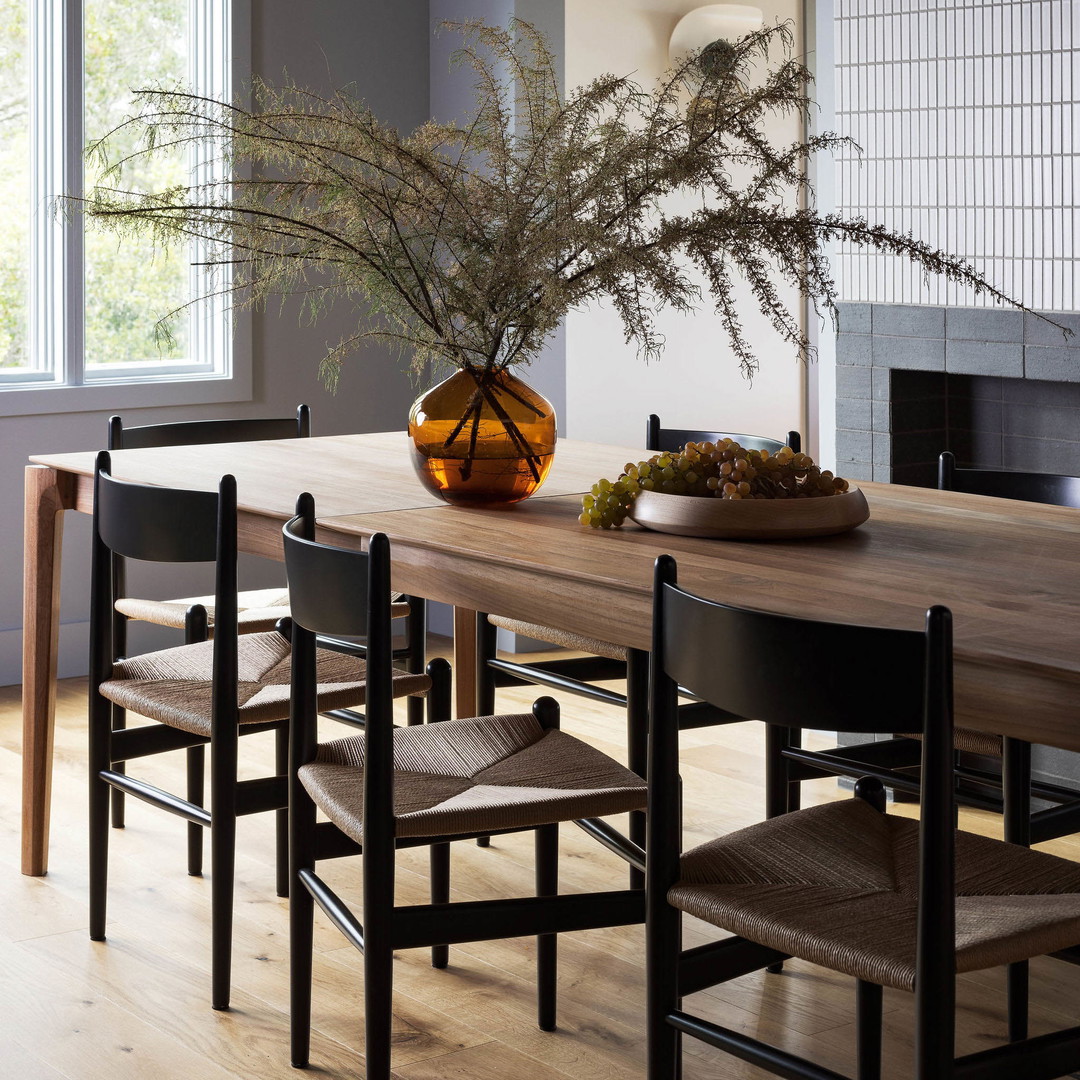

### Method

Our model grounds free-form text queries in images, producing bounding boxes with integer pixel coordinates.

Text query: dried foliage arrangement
[79,19,1028,429]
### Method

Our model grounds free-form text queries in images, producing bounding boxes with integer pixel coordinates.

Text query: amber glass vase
[408,366,557,507]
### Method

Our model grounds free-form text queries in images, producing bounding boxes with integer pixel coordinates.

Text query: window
[1,0,245,410]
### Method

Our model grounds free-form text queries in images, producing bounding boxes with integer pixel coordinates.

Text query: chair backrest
[938,450,1080,508]
[282,493,389,643]
[282,493,396,842]
[90,450,238,690]
[108,404,310,450]
[95,454,222,564]
[646,553,957,1027]
[646,414,801,455]
[652,561,935,738]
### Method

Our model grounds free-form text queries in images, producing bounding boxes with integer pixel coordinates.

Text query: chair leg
[784,727,802,812]
[289,859,315,1062]
[186,744,205,876]
[275,721,289,898]
[1007,961,1029,1043]
[627,650,649,891]
[763,725,789,974]
[1002,737,1032,847]
[646,904,681,1079]
[110,704,127,829]
[1002,737,1031,1041]
[535,823,559,1032]
[476,616,498,849]
[856,979,883,1080]
[363,937,395,1080]
[289,873,315,1069]
[476,613,498,715]
[426,661,456,941]
[290,763,318,1069]
[429,842,450,969]
[89,701,112,942]
[405,596,427,726]
[764,723,789,819]
[110,596,128,829]
[210,729,238,1011]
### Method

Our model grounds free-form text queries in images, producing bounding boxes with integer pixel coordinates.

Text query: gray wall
[428,0,566,422]
[2,1,432,685]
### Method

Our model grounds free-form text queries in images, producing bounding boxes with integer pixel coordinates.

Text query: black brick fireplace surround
[835,302,1080,487]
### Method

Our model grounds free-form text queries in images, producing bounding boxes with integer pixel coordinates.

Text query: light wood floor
[4,660,1080,1079]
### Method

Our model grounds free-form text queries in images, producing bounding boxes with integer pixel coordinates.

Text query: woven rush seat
[486,614,628,662]
[299,711,647,841]
[902,725,1002,758]
[115,588,411,634]
[671,798,1080,992]
[100,631,430,737]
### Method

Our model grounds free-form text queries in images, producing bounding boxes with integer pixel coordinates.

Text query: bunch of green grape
[579,438,849,528]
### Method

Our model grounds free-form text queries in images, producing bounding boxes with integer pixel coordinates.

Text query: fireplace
[835,302,1080,486]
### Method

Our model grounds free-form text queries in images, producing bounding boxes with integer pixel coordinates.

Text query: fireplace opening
[888,371,1080,487]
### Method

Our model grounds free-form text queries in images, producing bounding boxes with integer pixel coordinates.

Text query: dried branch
[72,18,1046,386]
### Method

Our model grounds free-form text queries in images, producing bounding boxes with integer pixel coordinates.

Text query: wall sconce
[669,4,765,66]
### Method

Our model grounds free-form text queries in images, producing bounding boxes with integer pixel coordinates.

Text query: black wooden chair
[88,453,432,1010]
[477,416,803,864]
[283,495,648,1079]
[938,450,1080,844]
[646,554,1080,1080]
[105,407,312,847]
[939,449,1080,507]
[645,413,801,458]
[105,407,428,849]
[774,453,1080,856]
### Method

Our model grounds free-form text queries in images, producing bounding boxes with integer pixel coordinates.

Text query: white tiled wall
[834,0,1078,312]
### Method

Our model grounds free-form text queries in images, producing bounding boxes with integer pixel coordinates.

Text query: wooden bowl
[628,486,870,540]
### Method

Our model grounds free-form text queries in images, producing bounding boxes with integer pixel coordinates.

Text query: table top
[30,430,643,520]
[32,431,1080,750]
[321,479,1080,752]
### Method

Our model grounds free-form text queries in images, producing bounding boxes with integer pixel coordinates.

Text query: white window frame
[3,0,251,417]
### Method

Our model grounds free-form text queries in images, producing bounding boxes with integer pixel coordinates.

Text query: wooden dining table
[22,431,1080,877]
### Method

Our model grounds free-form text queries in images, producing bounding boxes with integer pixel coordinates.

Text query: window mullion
[29,0,75,384]
[65,0,85,385]
[189,0,232,377]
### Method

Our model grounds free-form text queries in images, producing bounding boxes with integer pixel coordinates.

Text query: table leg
[22,465,74,876]
[453,606,479,718]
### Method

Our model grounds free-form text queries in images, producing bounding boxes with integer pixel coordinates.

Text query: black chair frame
[645,413,801,457]
[939,449,1080,507]
[646,555,1080,1080]
[285,496,646,1079]
[775,454,1080,855]
[104,407,310,847]
[105,406,428,847]
[89,451,289,1010]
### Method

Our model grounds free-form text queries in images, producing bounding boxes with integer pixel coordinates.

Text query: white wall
[1,1,430,686]
[563,0,807,453]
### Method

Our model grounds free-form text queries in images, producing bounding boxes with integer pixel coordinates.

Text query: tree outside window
[1,0,230,387]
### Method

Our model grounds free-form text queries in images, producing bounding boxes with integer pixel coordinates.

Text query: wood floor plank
[393,1041,579,1080]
